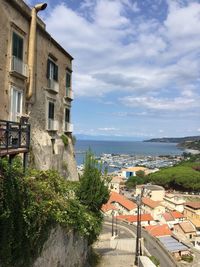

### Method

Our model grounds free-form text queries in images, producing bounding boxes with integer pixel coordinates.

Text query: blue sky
[26,0,200,140]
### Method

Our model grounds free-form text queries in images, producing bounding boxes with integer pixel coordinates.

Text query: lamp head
[34,3,47,12]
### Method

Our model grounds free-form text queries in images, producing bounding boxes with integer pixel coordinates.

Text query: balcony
[11,56,29,77]
[47,119,58,131]
[47,79,59,93]
[64,122,73,133]
[65,88,74,100]
[0,119,30,157]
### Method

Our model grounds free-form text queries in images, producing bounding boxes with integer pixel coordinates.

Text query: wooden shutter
[12,32,18,57]
[65,108,70,122]
[48,102,54,119]
[66,73,71,88]
[54,64,58,81]
[47,59,51,78]
[12,32,23,60]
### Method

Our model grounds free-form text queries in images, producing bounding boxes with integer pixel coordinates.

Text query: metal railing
[47,79,59,93]
[0,119,30,154]
[11,56,29,77]
[64,122,73,133]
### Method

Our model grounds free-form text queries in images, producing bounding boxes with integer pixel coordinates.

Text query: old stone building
[0,0,78,180]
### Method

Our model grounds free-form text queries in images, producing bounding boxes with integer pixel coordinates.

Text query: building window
[47,59,59,92]
[66,72,71,93]
[11,32,27,75]
[12,32,23,60]
[11,87,23,122]
[64,108,73,132]
[65,108,70,123]
[47,59,58,81]
[47,101,55,130]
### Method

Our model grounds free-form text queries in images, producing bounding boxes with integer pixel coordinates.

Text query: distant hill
[144,136,200,152]
[144,136,200,143]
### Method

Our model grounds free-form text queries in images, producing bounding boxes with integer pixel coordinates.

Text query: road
[104,218,179,267]
[94,223,136,267]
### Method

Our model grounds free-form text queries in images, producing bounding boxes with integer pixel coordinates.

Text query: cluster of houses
[102,166,200,260]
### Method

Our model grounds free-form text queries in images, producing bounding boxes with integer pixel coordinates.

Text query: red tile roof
[145,224,172,237]
[109,192,137,211]
[185,202,200,210]
[142,197,162,209]
[163,211,184,221]
[101,203,117,213]
[163,212,174,221]
[117,213,154,223]
[171,211,185,219]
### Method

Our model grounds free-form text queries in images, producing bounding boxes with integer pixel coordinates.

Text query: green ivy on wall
[0,155,108,267]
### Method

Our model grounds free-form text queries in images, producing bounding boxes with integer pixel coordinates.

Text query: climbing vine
[0,157,105,267]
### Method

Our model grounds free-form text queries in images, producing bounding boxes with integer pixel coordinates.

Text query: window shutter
[65,108,70,122]
[12,32,23,59]
[66,73,71,88]
[12,32,18,57]
[54,64,58,81]
[48,102,54,119]
[47,59,51,79]
[18,37,23,60]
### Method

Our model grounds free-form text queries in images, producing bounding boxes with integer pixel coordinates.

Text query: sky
[26,0,200,140]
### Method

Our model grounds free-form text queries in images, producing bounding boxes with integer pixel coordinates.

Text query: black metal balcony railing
[0,119,30,156]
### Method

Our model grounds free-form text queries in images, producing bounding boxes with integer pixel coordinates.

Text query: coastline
[183,148,200,155]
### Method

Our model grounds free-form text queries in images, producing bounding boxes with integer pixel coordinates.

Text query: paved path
[93,223,136,267]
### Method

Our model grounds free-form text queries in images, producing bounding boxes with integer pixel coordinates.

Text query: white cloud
[120,95,200,111]
[98,127,118,131]
[44,0,200,114]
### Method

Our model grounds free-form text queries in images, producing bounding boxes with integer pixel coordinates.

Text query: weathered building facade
[0,0,78,180]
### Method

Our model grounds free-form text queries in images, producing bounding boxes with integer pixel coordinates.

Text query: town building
[121,166,147,179]
[145,224,172,237]
[102,191,137,216]
[163,193,185,213]
[161,211,185,229]
[117,214,155,226]
[136,184,165,201]
[158,236,190,260]
[184,202,200,230]
[0,0,78,180]
[174,221,196,240]
[108,176,121,193]
[101,203,117,216]
[142,197,165,221]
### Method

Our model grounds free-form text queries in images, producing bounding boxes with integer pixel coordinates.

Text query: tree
[136,170,145,178]
[77,151,110,212]
[126,175,145,189]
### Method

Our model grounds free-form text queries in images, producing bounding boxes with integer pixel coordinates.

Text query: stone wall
[30,127,78,181]
[33,226,90,267]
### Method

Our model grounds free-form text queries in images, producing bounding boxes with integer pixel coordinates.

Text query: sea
[75,140,183,166]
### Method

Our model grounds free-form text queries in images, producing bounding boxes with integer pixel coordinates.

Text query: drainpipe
[26,3,47,101]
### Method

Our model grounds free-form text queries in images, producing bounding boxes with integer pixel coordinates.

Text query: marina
[77,153,183,173]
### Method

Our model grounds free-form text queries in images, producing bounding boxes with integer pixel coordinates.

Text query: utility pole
[134,187,145,266]
[115,215,118,236]
[112,211,114,236]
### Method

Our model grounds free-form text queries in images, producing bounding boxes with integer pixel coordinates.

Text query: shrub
[149,255,160,266]
[0,157,104,266]
[61,134,68,147]
[181,254,193,263]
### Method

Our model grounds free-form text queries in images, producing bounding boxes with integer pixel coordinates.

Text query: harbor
[77,153,183,173]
